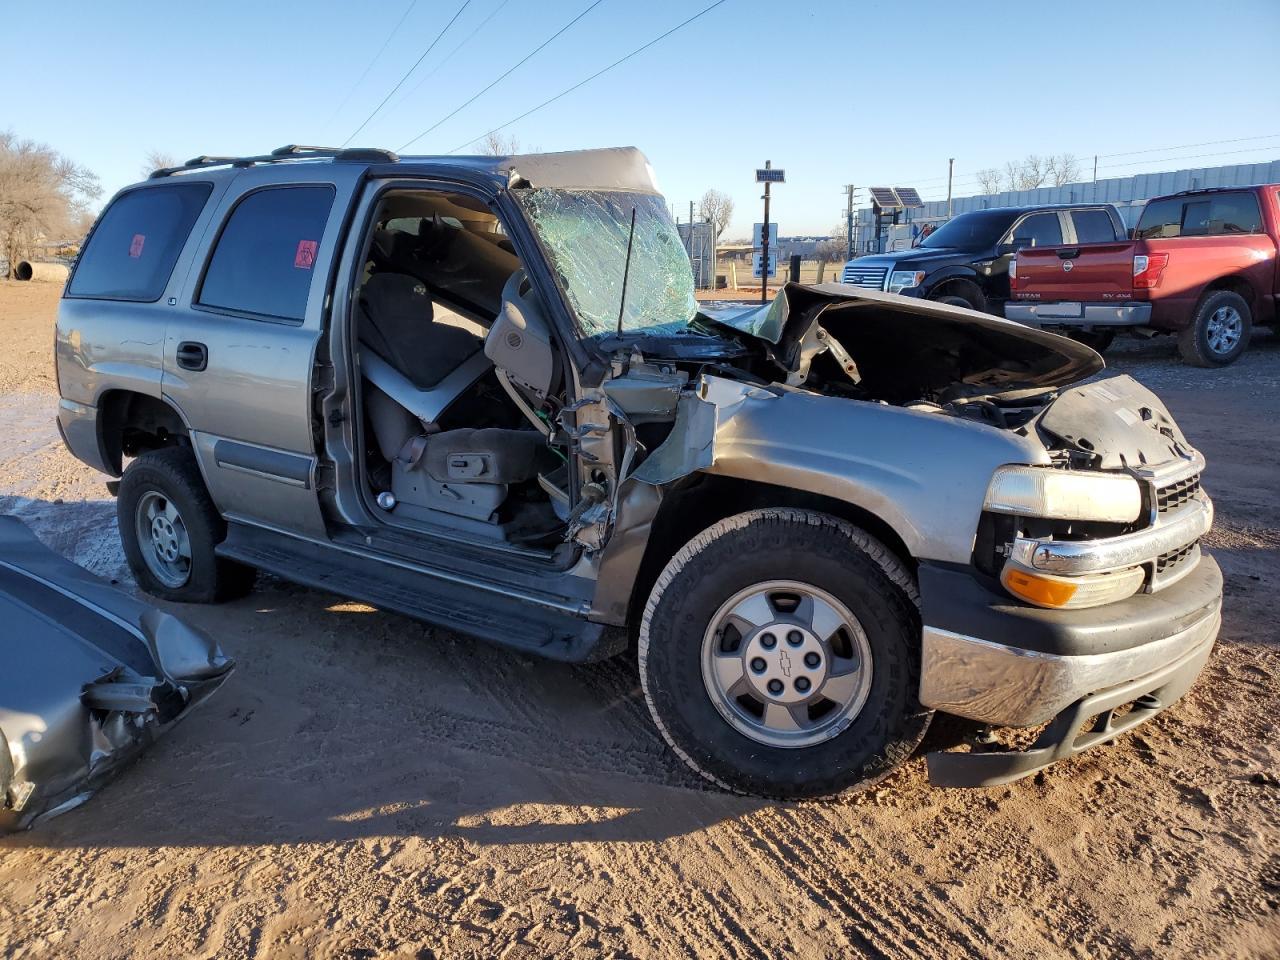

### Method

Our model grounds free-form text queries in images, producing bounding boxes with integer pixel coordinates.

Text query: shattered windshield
[518,188,698,338]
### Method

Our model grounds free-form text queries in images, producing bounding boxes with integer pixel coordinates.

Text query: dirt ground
[0,280,1277,959]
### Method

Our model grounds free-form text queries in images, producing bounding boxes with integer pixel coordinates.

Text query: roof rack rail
[149,144,399,179]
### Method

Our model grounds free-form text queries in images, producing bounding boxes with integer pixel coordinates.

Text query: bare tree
[1047,152,1082,186]
[814,224,847,263]
[0,132,100,278]
[141,150,179,178]
[698,189,734,241]
[1004,154,1052,191]
[976,167,1003,195]
[478,131,521,156]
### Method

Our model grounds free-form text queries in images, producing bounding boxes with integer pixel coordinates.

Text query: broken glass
[517,188,697,338]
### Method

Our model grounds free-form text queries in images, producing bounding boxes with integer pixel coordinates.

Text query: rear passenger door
[163,165,365,536]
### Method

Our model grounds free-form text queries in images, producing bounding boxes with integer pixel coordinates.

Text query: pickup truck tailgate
[1013,241,1136,302]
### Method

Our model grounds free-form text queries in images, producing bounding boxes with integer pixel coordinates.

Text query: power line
[1096,144,1280,172]
[343,0,472,147]
[1096,132,1280,160]
[388,0,513,115]
[399,0,608,152]
[324,0,420,132]
[447,0,731,154]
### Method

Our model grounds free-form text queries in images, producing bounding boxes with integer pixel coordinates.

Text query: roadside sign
[752,252,777,278]
[756,168,786,183]
[752,222,778,249]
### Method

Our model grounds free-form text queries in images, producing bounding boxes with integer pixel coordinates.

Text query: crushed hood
[704,282,1103,399]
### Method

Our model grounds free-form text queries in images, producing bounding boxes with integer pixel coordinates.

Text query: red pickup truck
[1006,184,1279,365]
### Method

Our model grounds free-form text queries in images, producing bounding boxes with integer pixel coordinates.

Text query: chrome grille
[841,264,887,290]
[1157,473,1201,514]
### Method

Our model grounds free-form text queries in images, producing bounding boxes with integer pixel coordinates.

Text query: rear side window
[1137,192,1263,239]
[1070,209,1117,243]
[68,183,212,301]
[1012,212,1063,248]
[1206,192,1262,234]
[198,185,335,321]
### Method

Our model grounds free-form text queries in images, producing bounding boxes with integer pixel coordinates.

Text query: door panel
[163,165,366,535]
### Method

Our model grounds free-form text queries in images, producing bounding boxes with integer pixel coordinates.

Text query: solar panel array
[895,187,924,208]
[868,187,901,209]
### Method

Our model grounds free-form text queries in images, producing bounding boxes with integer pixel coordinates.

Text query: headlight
[888,270,926,293]
[984,466,1142,523]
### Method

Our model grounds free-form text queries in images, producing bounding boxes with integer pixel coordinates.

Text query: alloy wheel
[701,580,873,748]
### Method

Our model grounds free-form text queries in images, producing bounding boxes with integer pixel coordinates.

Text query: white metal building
[852,159,1280,252]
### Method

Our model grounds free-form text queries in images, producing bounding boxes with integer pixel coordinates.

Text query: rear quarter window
[198,185,335,322]
[1070,209,1118,243]
[1137,192,1263,239]
[67,182,213,301]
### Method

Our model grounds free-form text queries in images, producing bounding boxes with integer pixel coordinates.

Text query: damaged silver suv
[55,146,1222,797]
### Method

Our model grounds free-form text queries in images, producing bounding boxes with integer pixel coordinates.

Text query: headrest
[361,273,432,326]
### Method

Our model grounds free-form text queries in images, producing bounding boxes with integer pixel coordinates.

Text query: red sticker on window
[129,234,145,258]
[294,239,318,270]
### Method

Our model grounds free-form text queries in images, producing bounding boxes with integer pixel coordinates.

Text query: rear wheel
[639,508,931,798]
[1068,329,1116,354]
[118,447,255,603]
[1179,290,1251,367]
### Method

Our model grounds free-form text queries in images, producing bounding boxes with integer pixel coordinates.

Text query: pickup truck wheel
[1069,329,1116,353]
[639,508,931,798]
[117,447,255,603]
[932,293,976,310]
[1179,291,1252,367]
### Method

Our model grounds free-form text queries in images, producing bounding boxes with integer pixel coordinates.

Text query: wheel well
[626,473,916,629]
[98,391,189,475]
[1201,275,1256,312]
[927,277,987,311]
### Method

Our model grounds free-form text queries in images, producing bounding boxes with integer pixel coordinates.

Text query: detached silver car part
[0,517,233,831]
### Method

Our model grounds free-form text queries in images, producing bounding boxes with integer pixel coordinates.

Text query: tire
[1068,329,1116,354]
[117,447,255,603]
[931,293,976,310]
[1178,290,1252,367]
[639,508,931,799]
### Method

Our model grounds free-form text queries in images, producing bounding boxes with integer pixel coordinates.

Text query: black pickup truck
[842,203,1127,335]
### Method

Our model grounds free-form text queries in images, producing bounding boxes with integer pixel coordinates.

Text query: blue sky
[5,0,1279,237]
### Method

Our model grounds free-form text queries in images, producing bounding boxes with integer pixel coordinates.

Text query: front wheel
[639,509,931,798]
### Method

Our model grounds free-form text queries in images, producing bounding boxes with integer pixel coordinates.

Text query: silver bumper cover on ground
[919,600,1220,728]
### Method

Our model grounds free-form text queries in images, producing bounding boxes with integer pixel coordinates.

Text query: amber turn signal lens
[1002,567,1078,607]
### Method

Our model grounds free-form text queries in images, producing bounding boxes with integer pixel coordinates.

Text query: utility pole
[1092,154,1098,202]
[761,160,772,303]
[946,158,955,218]
[844,184,857,261]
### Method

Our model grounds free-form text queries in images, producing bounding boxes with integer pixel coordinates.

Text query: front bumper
[917,555,1222,786]
[1005,301,1151,327]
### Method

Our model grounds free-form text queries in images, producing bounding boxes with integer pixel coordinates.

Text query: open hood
[704,282,1104,401]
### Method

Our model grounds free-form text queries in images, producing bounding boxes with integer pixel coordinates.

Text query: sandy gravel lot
[0,281,1277,959]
